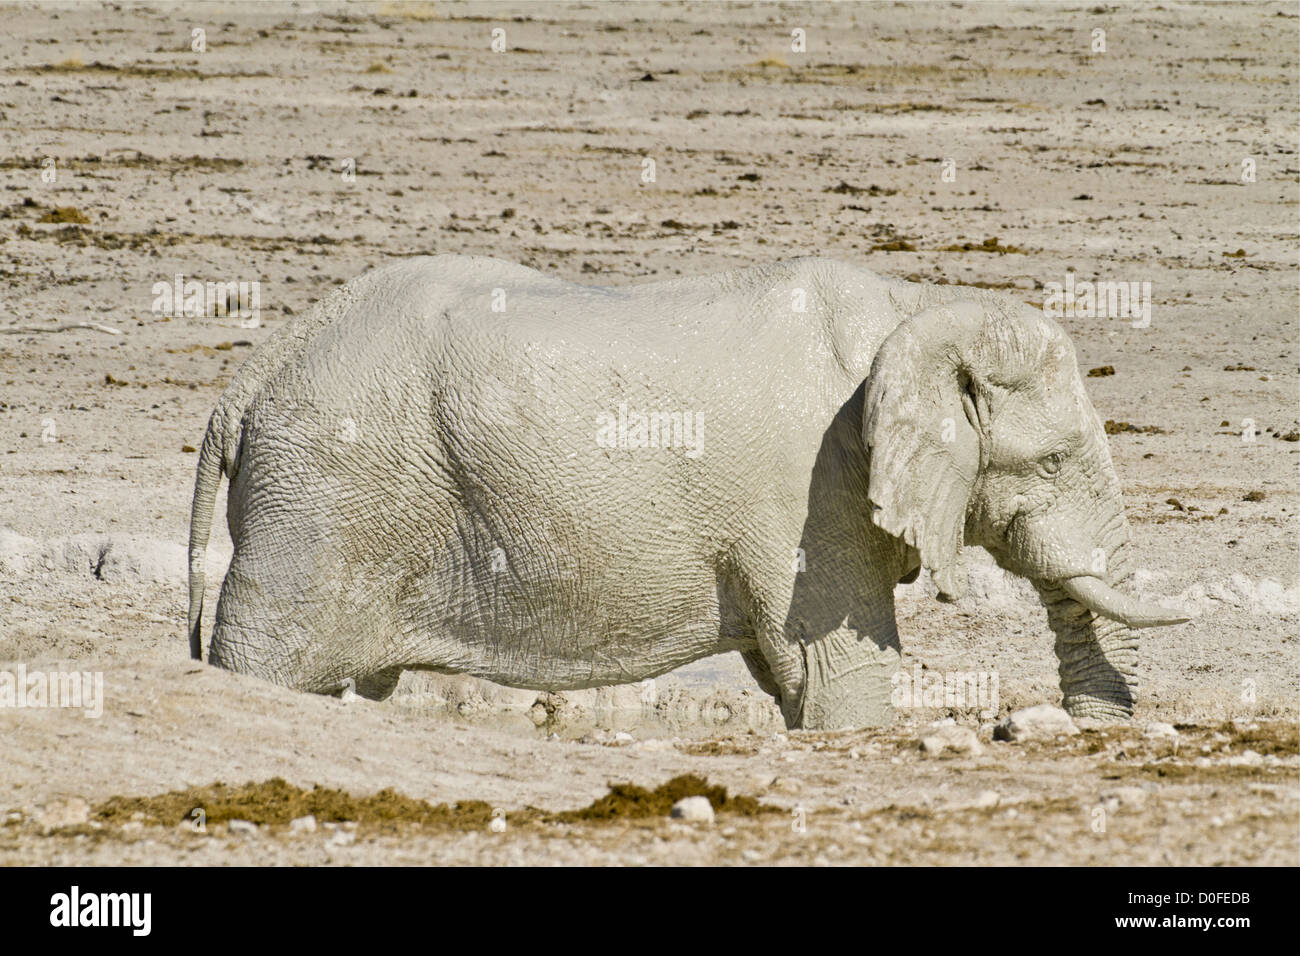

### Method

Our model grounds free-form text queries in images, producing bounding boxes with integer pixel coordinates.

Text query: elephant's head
[863,299,1189,720]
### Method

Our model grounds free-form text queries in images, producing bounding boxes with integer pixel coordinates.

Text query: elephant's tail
[187,411,225,661]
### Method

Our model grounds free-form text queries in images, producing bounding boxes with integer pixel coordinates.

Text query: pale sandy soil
[0,0,1297,865]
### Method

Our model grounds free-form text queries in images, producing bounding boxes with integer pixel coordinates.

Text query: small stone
[1228,749,1263,767]
[1143,721,1179,740]
[227,819,258,835]
[917,720,983,757]
[1101,786,1148,809]
[993,704,1080,742]
[289,815,318,834]
[974,790,1000,809]
[613,732,635,745]
[35,797,90,833]
[770,777,803,795]
[670,796,714,823]
[330,829,356,846]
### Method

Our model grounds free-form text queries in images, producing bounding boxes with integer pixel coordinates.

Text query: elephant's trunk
[1035,581,1140,721]
[1030,510,1162,720]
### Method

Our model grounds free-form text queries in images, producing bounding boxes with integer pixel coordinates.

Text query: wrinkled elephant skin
[187,256,1188,729]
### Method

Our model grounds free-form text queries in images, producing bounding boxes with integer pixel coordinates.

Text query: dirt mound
[92,774,775,832]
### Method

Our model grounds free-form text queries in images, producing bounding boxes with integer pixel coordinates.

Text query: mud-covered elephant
[186,255,1187,729]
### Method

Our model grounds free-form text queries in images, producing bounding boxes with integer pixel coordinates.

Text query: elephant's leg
[209,522,403,694]
[794,611,901,730]
[741,484,908,729]
[209,553,313,688]
[740,649,783,706]
[750,607,901,731]
[754,391,908,730]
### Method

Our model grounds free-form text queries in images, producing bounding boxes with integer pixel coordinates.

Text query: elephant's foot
[789,629,900,731]
[1062,693,1133,723]
[208,620,302,688]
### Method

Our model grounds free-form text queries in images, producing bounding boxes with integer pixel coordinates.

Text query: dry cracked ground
[0,1,1297,865]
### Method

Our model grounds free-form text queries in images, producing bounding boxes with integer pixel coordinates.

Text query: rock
[35,797,90,832]
[1228,749,1264,767]
[917,719,983,757]
[770,776,803,795]
[670,796,714,823]
[993,704,1080,742]
[974,790,1000,809]
[227,819,259,835]
[1101,786,1148,810]
[289,815,317,834]
[330,829,356,847]
[1144,721,1179,740]
[613,731,635,745]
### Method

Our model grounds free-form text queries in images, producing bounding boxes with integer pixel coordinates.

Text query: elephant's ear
[863,301,990,599]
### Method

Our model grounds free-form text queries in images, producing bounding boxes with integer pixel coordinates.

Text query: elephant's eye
[1037,452,1065,478]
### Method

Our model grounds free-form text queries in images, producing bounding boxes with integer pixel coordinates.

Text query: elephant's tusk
[1059,575,1192,629]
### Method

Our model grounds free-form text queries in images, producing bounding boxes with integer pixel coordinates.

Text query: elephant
[186,255,1189,729]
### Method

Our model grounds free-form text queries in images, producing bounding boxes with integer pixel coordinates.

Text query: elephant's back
[278,253,902,359]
